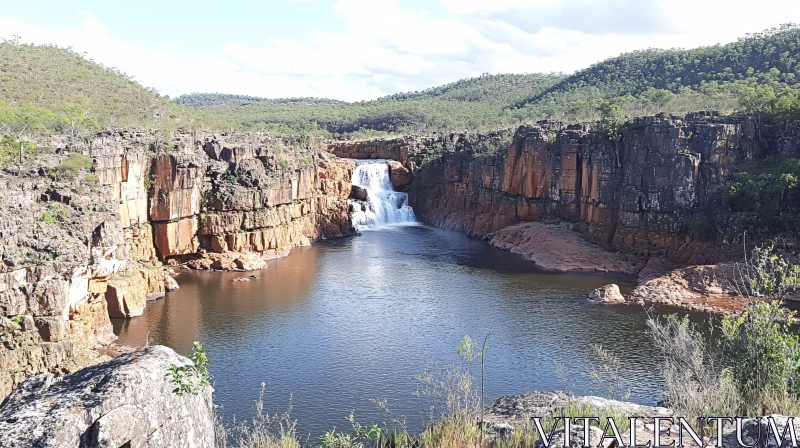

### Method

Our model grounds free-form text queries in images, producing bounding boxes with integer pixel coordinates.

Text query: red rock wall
[401,114,783,264]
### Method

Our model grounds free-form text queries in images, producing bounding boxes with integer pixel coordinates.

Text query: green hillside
[0,39,191,135]
[178,73,564,137]
[1,25,799,140]
[179,25,800,136]
[515,24,800,120]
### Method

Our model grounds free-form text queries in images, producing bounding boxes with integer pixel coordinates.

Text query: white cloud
[1,1,800,101]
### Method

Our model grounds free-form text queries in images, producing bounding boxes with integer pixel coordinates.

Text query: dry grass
[215,384,302,448]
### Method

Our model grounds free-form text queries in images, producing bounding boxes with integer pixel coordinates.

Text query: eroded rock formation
[0,130,357,400]
[0,175,125,398]
[405,114,774,265]
[319,114,794,266]
[488,221,640,274]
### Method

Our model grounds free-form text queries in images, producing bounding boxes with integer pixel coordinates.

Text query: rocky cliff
[0,130,356,400]
[330,113,798,266]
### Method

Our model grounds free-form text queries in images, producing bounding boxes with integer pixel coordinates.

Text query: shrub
[726,159,800,213]
[731,244,800,299]
[646,314,740,418]
[216,383,300,448]
[648,245,800,417]
[54,153,93,180]
[722,301,800,415]
[166,341,210,396]
[37,202,68,224]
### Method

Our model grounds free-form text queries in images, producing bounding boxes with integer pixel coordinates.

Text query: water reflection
[114,226,680,438]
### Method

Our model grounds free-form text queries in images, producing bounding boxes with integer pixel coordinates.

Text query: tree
[0,104,52,174]
[62,100,100,138]
[738,85,778,139]
[597,101,624,141]
[643,88,676,111]
[771,88,800,135]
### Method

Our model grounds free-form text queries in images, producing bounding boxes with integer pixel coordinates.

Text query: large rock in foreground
[0,345,214,448]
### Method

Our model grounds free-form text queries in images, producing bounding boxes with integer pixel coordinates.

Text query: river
[113,224,675,437]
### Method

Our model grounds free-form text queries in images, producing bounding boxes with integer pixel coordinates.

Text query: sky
[1,0,799,102]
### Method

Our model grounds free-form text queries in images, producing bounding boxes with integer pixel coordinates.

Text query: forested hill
[1,25,799,141]
[175,73,564,137]
[0,39,190,133]
[528,24,800,101]
[513,24,800,117]
[173,94,347,108]
[178,25,800,137]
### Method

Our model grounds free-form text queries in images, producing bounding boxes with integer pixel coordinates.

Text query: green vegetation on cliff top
[2,25,800,139]
[0,38,191,132]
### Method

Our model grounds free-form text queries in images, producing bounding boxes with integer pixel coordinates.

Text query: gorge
[1,111,799,445]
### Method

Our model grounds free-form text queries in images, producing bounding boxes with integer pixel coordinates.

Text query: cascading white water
[349,160,417,230]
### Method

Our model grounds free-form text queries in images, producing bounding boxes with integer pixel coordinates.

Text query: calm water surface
[113,225,672,437]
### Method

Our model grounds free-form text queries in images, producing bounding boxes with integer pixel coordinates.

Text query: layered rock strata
[0,174,125,399]
[0,130,356,400]
[405,114,775,265]
[330,114,798,265]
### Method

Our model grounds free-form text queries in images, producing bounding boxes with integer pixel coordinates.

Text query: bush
[37,202,68,224]
[649,245,800,417]
[215,383,300,448]
[646,314,740,418]
[54,153,93,180]
[722,301,800,415]
[726,159,800,213]
[83,173,99,184]
[732,244,800,299]
[166,341,211,396]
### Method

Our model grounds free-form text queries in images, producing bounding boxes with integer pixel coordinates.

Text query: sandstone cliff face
[396,114,796,264]
[0,345,214,448]
[0,130,356,400]
[0,172,127,398]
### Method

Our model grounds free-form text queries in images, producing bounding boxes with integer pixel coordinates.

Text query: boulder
[105,267,167,318]
[0,345,214,448]
[184,251,267,272]
[587,284,626,304]
[388,160,411,191]
[485,391,670,423]
[163,273,180,291]
[351,185,368,201]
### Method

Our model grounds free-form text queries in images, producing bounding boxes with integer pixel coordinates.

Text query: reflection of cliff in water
[112,246,319,353]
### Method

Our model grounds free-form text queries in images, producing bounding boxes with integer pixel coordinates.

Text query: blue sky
[2,0,799,101]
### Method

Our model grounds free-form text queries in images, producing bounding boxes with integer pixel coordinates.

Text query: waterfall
[349,160,417,230]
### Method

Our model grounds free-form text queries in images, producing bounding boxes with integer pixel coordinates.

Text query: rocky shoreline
[484,391,799,448]
[0,347,794,448]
